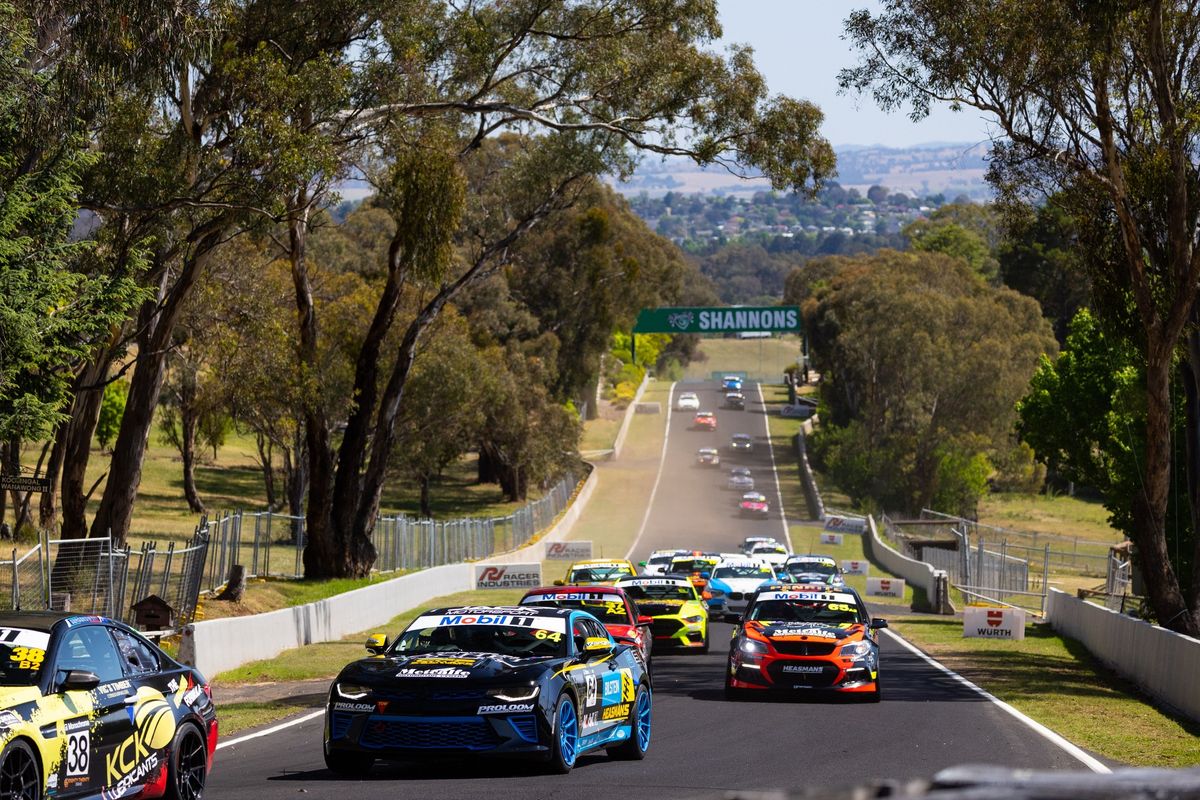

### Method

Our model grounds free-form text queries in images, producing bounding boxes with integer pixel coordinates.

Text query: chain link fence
[0,526,210,634]
[201,471,582,590]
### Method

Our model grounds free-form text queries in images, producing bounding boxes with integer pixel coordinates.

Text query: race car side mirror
[869,619,889,629]
[636,616,653,627]
[638,561,646,567]
[582,636,613,655]
[365,633,390,654]
[700,571,711,579]
[553,580,565,586]
[58,669,100,692]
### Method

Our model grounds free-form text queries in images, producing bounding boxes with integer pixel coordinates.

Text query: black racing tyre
[0,739,40,800]
[609,684,652,760]
[546,693,580,774]
[699,630,710,654]
[723,673,743,701]
[866,676,882,703]
[323,746,375,777]
[165,722,208,800]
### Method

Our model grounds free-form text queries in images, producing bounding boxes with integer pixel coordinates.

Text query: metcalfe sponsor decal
[823,515,867,534]
[962,605,1026,641]
[545,541,593,560]
[867,577,905,597]
[841,559,869,576]
[819,532,843,546]
[474,563,542,589]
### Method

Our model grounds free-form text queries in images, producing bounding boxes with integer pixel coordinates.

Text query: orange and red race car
[519,585,653,665]
[692,411,717,431]
[725,583,887,701]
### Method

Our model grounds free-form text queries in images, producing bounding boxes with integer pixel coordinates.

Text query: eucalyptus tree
[841,0,1200,633]
[288,0,835,578]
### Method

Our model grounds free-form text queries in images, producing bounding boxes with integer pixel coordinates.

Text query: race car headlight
[739,638,769,655]
[336,682,371,700]
[840,641,872,658]
[487,685,540,702]
[682,615,704,624]
[707,589,725,598]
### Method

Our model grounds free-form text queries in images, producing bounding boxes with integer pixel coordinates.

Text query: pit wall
[1046,588,1200,723]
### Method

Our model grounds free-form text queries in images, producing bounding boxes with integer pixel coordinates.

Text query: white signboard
[824,515,867,534]
[474,563,542,590]
[544,541,593,561]
[867,577,905,597]
[962,606,1026,641]
[819,532,843,546]
[841,559,869,576]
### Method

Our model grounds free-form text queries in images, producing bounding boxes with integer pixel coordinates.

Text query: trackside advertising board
[962,605,1026,640]
[841,559,870,576]
[867,577,905,597]
[633,306,802,334]
[544,541,593,560]
[824,515,867,534]
[474,563,542,590]
[819,532,843,546]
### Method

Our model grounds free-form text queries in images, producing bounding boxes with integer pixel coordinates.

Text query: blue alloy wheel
[549,694,579,773]
[635,687,652,751]
[610,684,651,760]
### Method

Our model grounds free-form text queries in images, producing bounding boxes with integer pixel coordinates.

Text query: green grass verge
[887,616,1200,768]
[686,336,804,381]
[196,573,416,622]
[977,492,1122,545]
[220,701,314,737]
[580,416,621,453]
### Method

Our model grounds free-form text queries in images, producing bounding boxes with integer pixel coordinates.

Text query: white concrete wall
[611,374,651,460]
[183,466,602,678]
[1046,589,1200,722]
[181,563,475,679]
[864,515,940,602]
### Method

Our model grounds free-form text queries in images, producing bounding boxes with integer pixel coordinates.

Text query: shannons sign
[962,605,1026,640]
[634,306,802,334]
[474,564,542,589]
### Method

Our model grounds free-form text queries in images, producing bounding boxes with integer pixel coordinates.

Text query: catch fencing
[881,513,1051,615]
[0,527,210,633]
[201,471,581,590]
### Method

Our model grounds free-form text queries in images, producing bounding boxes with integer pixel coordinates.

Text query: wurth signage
[867,577,905,597]
[962,605,1026,640]
[474,563,542,589]
[841,559,869,576]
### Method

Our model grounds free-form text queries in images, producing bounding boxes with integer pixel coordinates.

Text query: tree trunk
[89,233,223,545]
[255,433,277,510]
[60,357,110,541]
[477,445,500,484]
[179,399,204,514]
[38,417,69,533]
[419,474,432,518]
[215,564,246,602]
[1134,344,1199,635]
[1184,331,1200,619]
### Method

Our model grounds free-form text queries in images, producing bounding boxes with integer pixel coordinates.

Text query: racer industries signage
[473,563,542,590]
[962,605,1026,640]
[824,515,867,534]
[544,541,593,561]
[633,306,801,334]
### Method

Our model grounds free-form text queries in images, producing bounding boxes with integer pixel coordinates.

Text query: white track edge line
[882,628,1111,774]
[625,381,676,559]
[216,709,324,750]
[756,381,793,552]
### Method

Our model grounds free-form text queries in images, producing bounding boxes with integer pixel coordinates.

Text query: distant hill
[611,142,992,200]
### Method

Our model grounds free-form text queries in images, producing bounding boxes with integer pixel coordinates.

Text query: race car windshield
[393,624,567,658]
[621,584,695,602]
[669,559,714,573]
[570,565,634,582]
[714,565,774,579]
[749,600,861,625]
[787,562,836,577]
[752,546,786,554]
[646,556,672,565]
[0,628,49,686]
[525,598,628,623]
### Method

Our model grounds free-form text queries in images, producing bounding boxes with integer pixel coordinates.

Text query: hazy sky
[718,1,997,148]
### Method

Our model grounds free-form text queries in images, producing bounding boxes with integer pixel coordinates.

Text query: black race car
[0,611,218,800]
[324,605,652,774]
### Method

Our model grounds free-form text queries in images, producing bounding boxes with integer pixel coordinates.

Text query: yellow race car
[0,611,218,800]
[554,559,638,586]
[615,576,710,653]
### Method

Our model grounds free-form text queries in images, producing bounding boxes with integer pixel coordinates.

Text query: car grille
[651,619,683,638]
[767,661,840,688]
[359,716,501,751]
[771,640,838,656]
[375,688,489,704]
[728,592,744,600]
[330,712,354,740]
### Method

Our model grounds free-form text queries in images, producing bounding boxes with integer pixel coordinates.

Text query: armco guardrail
[1046,588,1200,723]
[182,462,600,677]
[864,515,952,614]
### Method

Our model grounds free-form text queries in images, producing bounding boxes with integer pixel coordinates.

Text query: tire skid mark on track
[882,628,1112,774]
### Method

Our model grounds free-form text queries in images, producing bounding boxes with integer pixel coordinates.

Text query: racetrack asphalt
[207,380,1108,800]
